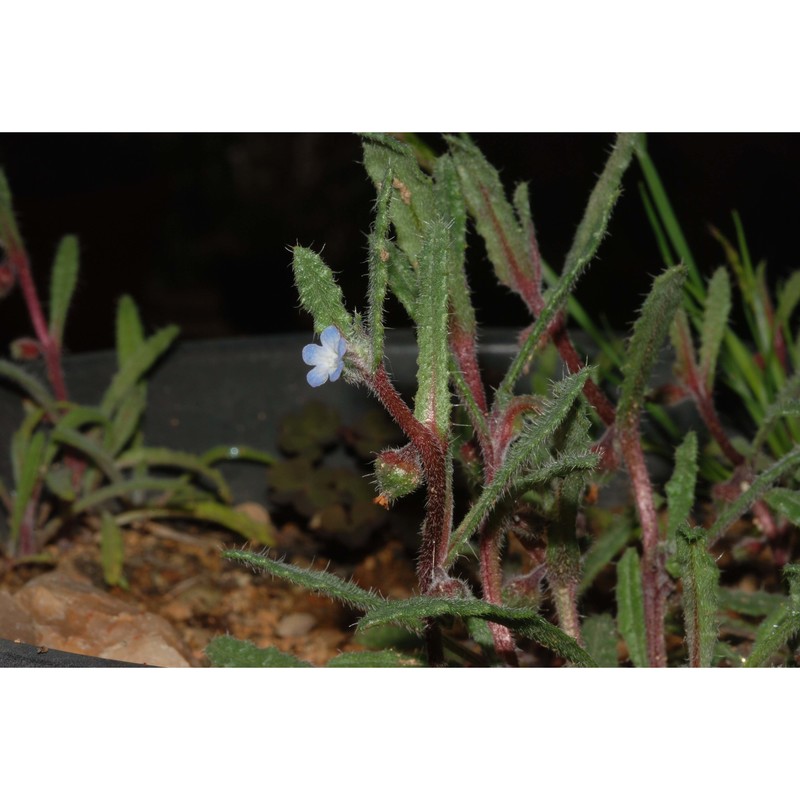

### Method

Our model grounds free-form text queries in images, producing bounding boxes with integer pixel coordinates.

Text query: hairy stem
[7,243,69,402]
[479,526,519,666]
[367,365,450,590]
[619,428,667,667]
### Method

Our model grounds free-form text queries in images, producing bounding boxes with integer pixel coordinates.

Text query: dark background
[0,133,797,353]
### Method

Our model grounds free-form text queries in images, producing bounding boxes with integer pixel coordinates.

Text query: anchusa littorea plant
[214,133,800,668]
[0,170,276,581]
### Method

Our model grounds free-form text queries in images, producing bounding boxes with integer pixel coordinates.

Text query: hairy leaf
[677,526,719,667]
[222,549,383,611]
[51,426,124,484]
[48,235,79,346]
[446,369,592,564]
[708,446,800,541]
[414,217,451,437]
[499,134,641,398]
[116,447,231,503]
[101,325,179,417]
[581,613,619,667]
[360,133,435,269]
[291,247,353,337]
[618,264,688,427]
[698,267,731,388]
[327,650,421,668]
[9,431,47,547]
[579,511,634,596]
[100,512,128,589]
[357,595,597,666]
[0,359,57,413]
[665,431,698,542]
[206,636,313,667]
[367,167,393,368]
[446,134,532,299]
[763,487,800,525]
[116,294,146,366]
[616,547,648,667]
[717,586,784,618]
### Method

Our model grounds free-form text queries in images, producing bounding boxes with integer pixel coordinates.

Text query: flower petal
[320,325,342,350]
[306,365,328,387]
[330,360,344,382]
[302,343,322,366]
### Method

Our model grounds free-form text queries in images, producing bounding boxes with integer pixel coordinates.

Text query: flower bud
[373,445,423,506]
[11,337,41,361]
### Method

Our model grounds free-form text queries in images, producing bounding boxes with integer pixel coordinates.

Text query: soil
[0,509,420,667]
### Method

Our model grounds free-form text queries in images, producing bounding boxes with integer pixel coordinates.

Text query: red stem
[479,526,519,666]
[367,365,450,590]
[619,427,667,668]
[8,244,69,402]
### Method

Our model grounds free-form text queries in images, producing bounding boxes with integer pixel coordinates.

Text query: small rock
[276,612,316,638]
[15,570,191,667]
[0,591,37,644]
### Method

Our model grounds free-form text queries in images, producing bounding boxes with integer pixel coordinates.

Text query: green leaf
[698,267,731,389]
[367,167,393,368]
[717,586,784,618]
[115,503,275,545]
[201,444,277,467]
[206,636,313,667]
[48,235,79,345]
[579,511,634,596]
[382,241,417,320]
[360,133,435,269]
[752,371,800,454]
[116,446,231,503]
[100,325,179,417]
[745,603,800,668]
[100,511,128,589]
[0,359,57,413]
[107,383,147,456]
[562,133,643,289]
[434,154,474,338]
[446,369,592,564]
[51,426,124,485]
[414,217,451,438]
[775,270,800,328]
[665,431,698,543]
[446,134,532,299]
[708,445,800,541]
[291,246,353,338]
[327,650,421,667]
[357,595,596,666]
[115,294,146,366]
[0,168,23,249]
[72,476,197,514]
[499,134,641,398]
[581,614,619,667]
[9,431,48,548]
[764,487,800,525]
[617,264,688,428]
[677,526,719,667]
[616,547,648,668]
[222,549,383,611]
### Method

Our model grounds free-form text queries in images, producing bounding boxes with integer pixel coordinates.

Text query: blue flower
[302,325,347,387]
